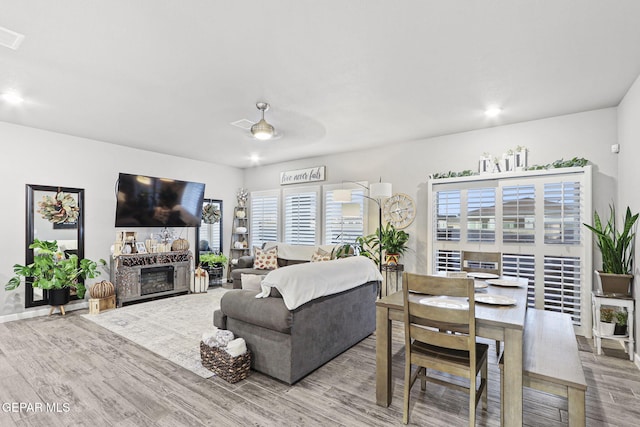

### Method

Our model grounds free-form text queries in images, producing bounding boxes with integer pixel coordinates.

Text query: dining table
[375,277,528,427]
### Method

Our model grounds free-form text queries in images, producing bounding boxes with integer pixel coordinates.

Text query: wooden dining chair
[461,250,502,356]
[402,273,488,426]
[460,250,501,276]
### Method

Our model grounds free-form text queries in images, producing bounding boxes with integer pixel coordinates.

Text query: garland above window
[430,156,589,180]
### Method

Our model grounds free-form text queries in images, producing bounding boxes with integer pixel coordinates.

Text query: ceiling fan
[231,102,280,140]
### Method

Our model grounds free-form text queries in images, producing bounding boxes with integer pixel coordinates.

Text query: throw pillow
[241,273,263,291]
[310,247,331,262]
[253,246,278,270]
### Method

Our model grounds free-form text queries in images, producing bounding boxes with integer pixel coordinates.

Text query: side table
[591,291,635,361]
[381,264,403,297]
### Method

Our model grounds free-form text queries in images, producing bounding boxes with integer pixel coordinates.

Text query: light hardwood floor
[0,310,639,426]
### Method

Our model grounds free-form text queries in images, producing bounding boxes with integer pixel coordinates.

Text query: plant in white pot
[584,205,638,296]
[599,307,616,336]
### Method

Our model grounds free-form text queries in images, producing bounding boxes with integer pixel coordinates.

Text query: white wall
[618,74,640,364]
[244,108,619,276]
[0,121,243,318]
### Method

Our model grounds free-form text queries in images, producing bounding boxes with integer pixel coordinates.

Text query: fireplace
[140,266,174,296]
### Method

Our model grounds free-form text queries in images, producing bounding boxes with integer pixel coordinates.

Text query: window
[429,167,592,335]
[502,185,535,243]
[323,185,367,245]
[543,255,582,323]
[250,190,279,248]
[283,186,320,245]
[467,188,496,242]
[544,181,581,244]
[436,190,461,241]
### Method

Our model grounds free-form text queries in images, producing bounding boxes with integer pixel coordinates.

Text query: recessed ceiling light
[484,106,502,118]
[250,154,260,163]
[1,91,24,105]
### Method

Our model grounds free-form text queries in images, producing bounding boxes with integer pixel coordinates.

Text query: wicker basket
[200,341,251,383]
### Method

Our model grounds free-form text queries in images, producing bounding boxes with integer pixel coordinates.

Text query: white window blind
[435,249,461,272]
[502,185,535,243]
[543,255,582,324]
[284,187,319,246]
[502,253,535,307]
[467,188,496,243]
[250,191,279,248]
[544,181,581,245]
[324,187,366,245]
[436,190,461,241]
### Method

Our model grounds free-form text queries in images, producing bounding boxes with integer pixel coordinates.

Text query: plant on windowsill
[583,204,638,296]
[4,239,104,305]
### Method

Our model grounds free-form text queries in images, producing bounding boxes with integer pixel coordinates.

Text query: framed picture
[135,242,147,254]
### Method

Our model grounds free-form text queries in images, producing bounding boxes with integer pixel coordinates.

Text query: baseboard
[0,301,88,323]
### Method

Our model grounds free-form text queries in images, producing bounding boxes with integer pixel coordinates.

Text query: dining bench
[500,309,587,426]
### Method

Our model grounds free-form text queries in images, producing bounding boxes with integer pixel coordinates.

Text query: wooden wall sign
[280,166,326,185]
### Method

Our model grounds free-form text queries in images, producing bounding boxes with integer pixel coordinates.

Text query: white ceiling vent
[0,26,25,50]
[230,119,254,130]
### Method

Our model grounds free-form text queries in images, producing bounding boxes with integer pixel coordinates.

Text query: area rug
[82,287,228,378]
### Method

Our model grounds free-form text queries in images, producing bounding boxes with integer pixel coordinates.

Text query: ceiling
[1,1,640,169]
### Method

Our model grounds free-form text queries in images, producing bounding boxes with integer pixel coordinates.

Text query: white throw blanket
[256,256,383,310]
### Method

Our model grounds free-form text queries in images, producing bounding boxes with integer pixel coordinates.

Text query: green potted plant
[599,307,616,336]
[378,223,410,266]
[584,204,638,296]
[200,253,228,285]
[614,310,628,336]
[5,239,104,305]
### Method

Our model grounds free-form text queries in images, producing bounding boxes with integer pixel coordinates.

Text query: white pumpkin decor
[191,266,209,293]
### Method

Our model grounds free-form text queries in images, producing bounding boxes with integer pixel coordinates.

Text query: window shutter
[324,188,365,244]
[467,188,496,243]
[544,181,581,244]
[284,190,318,245]
[250,192,279,248]
[502,253,536,307]
[435,249,461,273]
[543,255,582,324]
[435,190,461,241]
[502,185,535,243]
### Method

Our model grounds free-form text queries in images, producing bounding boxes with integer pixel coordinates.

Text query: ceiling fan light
[251,119,274,140]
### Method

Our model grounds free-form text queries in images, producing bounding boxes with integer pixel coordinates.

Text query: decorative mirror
[25,184,85,307]
[196,199,223,264]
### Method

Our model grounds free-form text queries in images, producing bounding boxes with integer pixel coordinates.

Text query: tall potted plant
[584,205,638,296]
[5,239,104,305]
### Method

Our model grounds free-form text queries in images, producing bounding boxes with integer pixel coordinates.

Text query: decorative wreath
[202,203,221,224]
[37,191,79,224]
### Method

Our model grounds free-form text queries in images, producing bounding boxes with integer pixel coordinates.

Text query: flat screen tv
[115,173,205,227]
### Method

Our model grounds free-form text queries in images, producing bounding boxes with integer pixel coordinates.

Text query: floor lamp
[334,180,392,275]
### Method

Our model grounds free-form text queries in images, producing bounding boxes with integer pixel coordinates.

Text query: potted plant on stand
[599,307,616,336]
[614,310,628,336]
[379,223,410,266]
[5,239,104,313]
[584,204,638,296]
[200,253,228,286]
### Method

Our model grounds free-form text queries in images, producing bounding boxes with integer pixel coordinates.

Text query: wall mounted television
[115,173,205,227]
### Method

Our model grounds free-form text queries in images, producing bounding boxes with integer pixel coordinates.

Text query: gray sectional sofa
[214,255,380,384]
[229,242,336,288]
